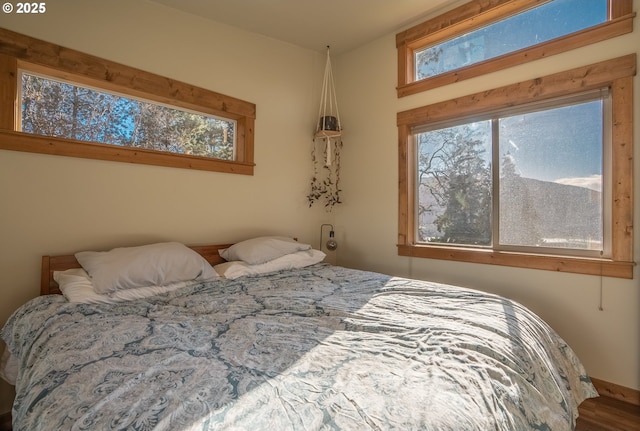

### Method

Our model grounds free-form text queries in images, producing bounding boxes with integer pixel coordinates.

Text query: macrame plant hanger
[308,46,343,209]
[316,46,342,165]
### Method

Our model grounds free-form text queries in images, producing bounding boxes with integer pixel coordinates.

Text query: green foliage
[307,138,342,210]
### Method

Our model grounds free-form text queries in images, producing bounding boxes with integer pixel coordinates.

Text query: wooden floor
[576,396,640,431]
[0,412,11,431]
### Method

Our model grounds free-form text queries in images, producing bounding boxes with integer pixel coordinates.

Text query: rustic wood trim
[396,0,634,97]
[611,76,634,262]
[396,0,522,94]
[397,41,410,91]
[0,53,16,130]
[398,14,634,97]
[592,378,640,406]
[397,245,634,278]
[0,29,255,119]
[397,55,636,278]
[0,28,256,175]
[396,0,521,47]
[0,130,255,175]
[17,60,253,122]
[397,124,412,246]
[240,117,255,165]
[610,0,633,19]
[397,55,636,126]
[40,254,52,295]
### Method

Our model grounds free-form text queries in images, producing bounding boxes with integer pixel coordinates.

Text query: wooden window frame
[397,55,636,278]
[0,28,256,175]
[396,0,635,98]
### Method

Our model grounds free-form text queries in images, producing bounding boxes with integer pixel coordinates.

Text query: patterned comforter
[2,264,596,430]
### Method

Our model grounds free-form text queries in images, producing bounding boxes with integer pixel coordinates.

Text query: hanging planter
[319,115,339,132]
[308,46,343,210]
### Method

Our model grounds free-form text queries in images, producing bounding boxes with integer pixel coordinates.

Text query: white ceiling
[148,0,458,54]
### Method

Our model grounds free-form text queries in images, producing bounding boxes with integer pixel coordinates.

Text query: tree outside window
[416,96,605,256]
[21,72,236,161]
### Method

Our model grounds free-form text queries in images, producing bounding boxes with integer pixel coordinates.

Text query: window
[0,28,256,174]
[396,0,634,97]
[397,55,635,278]
[415,0,607,81]
[20,72,236,161]
[416,92,607,256]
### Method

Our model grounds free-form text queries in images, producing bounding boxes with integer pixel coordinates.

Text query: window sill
[0,130,255,175]
[397,244,634,279]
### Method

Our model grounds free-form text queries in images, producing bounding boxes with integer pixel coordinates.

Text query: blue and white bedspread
[2,264,596,430]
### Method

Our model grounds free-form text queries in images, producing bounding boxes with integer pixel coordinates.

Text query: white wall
[335,1,640,392]
[0,0,334,413]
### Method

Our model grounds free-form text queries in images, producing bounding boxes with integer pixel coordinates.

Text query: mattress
[1,263,596,430]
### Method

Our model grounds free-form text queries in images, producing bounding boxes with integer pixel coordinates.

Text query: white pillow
[75,242,218,294]
[214,249,326,279]
[54,268,192,304]
[219,236,311,265]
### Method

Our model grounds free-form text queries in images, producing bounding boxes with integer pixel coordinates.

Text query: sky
[499,99,604,186]
[418,97,605,193]
[416,0,607,79]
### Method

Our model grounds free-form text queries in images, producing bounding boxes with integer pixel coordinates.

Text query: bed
[1,238,597,431]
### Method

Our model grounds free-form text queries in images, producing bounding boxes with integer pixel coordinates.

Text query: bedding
[214,248,326,279]
[54,268,194,304]
[218,236,312,265]
[0,344,17,385]
[2,263,596,431]
[75,242,218,294]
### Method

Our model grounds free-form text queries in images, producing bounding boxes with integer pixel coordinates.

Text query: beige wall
[335,1,640,392]
[0,0,335,413]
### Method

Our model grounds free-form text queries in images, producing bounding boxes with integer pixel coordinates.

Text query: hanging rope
[309,46,343,210]
[317,46,342,133]
[315,46,342,167]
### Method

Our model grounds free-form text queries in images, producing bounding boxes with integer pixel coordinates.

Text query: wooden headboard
[41,243,233,295]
